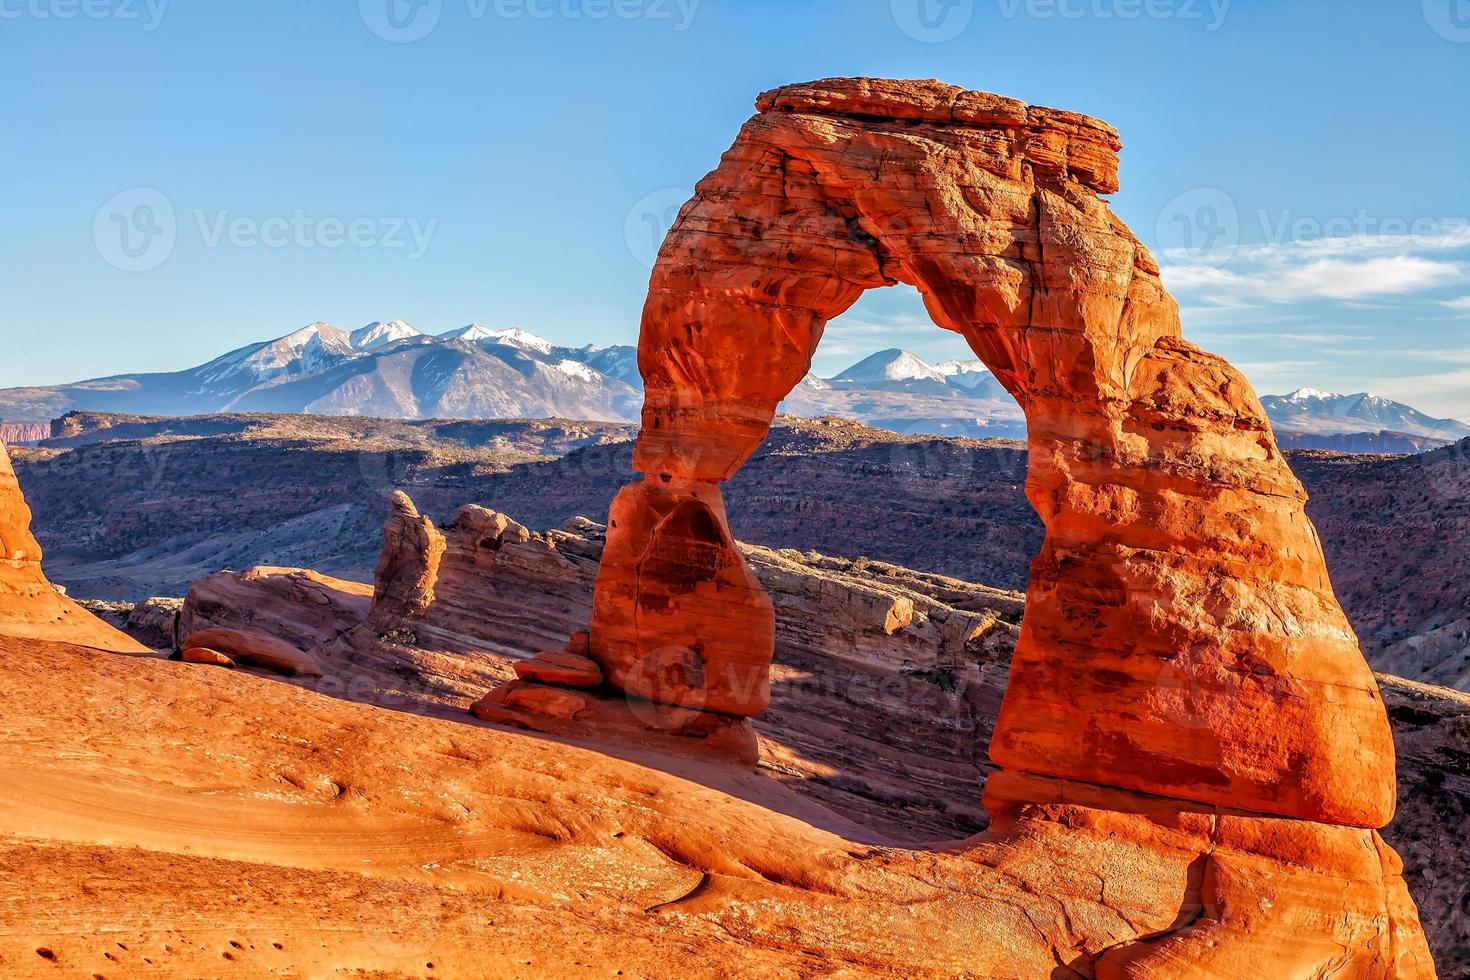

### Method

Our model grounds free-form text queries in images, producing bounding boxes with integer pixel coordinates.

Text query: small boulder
[182,627,324,678]
[181,647,235,667]
[503,683,589,720]
[471,680,589,723]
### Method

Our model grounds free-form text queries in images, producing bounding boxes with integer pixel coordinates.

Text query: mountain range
[2,322,1465,452]
[0,322,643,425]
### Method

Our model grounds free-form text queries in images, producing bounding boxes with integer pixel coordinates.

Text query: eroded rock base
[976,770,1435,977]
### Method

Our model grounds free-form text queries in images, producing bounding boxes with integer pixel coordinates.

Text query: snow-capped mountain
[4,328,1465,454]
[781,349,1027,440]
[935,359,990,387]
[832,348,951,385]
[440,324,556,355]
[0,322,641,424]
[194,322,357,390]
[438,323,498,343]
[349,320,424,351]
[1261,389,1470,442]
[573,344,640,386]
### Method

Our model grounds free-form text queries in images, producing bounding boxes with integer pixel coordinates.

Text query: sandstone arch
[589,77,1396,829]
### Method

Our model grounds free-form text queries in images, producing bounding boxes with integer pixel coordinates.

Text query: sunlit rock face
[0,438,147,653]
[589,77,1395,829]
[574,77,1434,973]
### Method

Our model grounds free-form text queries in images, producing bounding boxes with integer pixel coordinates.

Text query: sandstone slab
[181,566,372,651]
[513,648,603,688]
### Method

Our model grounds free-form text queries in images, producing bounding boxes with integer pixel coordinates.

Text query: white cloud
[1200,329,1365,345]
[1161,224,1470,308]
[1444,296,1470,313]
[1165,254,1463,305]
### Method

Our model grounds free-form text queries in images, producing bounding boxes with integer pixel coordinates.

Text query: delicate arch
[588,78,1395,828]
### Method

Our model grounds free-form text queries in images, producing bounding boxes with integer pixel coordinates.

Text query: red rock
[591,477,773,715]
[981,770,1435,976]
[474,680,589,721]
[183,627,324,678]
[0,437,149,654]
[367,503,589,655]
[585,76,1396,829]
[471,679,760,767]
[372,491,445,620]
[180,646,235,667]
[513,649,603,688]
[181,566,372,651]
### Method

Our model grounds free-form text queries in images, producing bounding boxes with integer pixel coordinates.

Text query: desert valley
[3,73,1468,978]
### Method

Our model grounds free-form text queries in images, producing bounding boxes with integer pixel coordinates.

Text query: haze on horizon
[2,0,1468,417]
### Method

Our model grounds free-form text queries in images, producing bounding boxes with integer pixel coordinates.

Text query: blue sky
[3,0,1469,417]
